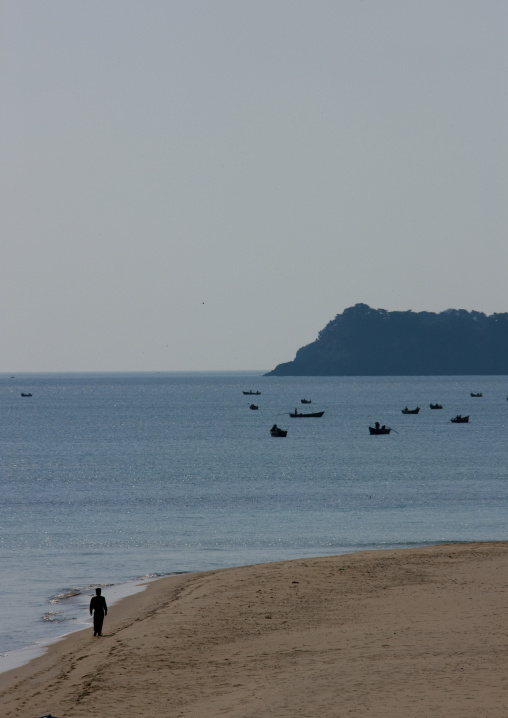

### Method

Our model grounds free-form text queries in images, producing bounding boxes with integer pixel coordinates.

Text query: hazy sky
[1,1,507,371]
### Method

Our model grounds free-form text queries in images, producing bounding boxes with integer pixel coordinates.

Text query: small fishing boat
[300,399,312,404]
[451,415,469,423]
[270,425,287,437]
[429,403,443,409]
[369,424,391,435]
[20,392,32,397]
[401,407,420,414]
[470,392,483,397]
[249,404,258,410]
[243,390,261,395]
[289,409,324,418]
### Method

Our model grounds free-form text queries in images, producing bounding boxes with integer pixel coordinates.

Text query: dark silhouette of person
[90,587,107,637]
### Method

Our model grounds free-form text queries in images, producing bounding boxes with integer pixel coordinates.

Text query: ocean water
[1,372,507,669]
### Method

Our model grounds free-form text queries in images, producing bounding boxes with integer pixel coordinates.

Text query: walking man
[90,587,107,637]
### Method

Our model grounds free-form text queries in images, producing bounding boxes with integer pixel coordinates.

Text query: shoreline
[0,542,447,676]
[1,542,506,717]
[0,576,168,675]
[0,542,447,675]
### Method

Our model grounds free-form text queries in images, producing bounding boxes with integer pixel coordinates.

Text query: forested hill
[265,304,508,376]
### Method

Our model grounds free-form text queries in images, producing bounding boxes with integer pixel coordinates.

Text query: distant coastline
[266,303,508,376]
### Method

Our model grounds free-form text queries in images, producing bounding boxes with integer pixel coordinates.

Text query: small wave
[49,590,81,603]
[138,571,187,580]
[48,582,114,604]
[47,573,188,611]
[138,572,165,580]
[41,611,74,623]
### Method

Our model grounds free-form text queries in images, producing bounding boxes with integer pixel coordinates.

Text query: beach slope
[0,542,506,717]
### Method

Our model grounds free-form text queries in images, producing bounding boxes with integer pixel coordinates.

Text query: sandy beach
[0,542,506,717]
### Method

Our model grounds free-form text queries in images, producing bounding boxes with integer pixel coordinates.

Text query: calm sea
[1,372,507,670]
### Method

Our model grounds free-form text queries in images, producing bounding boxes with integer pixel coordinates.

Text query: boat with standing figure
[289,409,324,418]
[270,425,287,437]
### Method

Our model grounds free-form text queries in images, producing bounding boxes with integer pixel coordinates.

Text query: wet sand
[0,542,506,717]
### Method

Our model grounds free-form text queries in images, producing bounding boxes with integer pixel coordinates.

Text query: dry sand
[0,542,506,717]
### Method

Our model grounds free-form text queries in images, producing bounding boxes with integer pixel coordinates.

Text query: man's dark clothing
[90,594,107,636]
